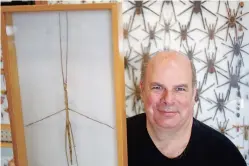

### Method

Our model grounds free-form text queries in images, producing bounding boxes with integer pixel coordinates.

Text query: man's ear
[140,81,144,100]
[192,87,197,103]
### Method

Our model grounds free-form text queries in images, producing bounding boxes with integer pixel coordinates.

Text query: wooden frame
[1,3,127,166]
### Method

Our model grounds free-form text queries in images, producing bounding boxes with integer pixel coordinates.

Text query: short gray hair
[140,50,197,88]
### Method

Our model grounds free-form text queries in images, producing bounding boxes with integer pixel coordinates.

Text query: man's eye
[176,87,186,91]
[152,86,162,90]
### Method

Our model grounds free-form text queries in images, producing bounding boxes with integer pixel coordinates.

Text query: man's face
[141,53,196,129]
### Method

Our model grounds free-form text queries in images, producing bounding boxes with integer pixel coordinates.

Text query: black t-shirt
[127,113,247,166]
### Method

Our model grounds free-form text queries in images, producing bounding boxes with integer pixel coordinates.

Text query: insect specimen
[217,1,249,41]
[217,60,249,100]
[180,43,202,62]
[216,118,234,139]
[125,69,143,115]
[123,16,140,49]
[197,47,227,85]
[173,23,196,48]
[177,1,216,29]
[235,117,249,140]
[124,48,137,80]
[195,17,224,48]
[24,12,113,166]
[158,14,177,48]
[122,1,159,31]
[159,0,186,21]
[207,90,234,121]
[194,80,214,119]
[222,32,249,66]
[142,22,162,48]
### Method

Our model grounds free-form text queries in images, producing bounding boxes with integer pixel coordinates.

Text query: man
[126,50,246,166]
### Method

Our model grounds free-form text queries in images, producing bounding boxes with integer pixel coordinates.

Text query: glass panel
[12,10,117,166]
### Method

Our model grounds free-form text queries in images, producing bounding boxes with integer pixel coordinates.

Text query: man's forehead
[148,51,191,70]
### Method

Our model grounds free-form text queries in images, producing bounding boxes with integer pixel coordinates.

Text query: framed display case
[1,3,127,166]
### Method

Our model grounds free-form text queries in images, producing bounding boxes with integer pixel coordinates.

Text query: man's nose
[161,89,175,103]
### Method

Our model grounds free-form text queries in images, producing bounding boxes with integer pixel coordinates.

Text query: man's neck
[146,117,193,158]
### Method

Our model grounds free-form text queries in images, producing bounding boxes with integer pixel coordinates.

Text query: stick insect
[24,12,113,166]
[207,90,235,121]
[177,1,216,29]
[122,1,158,31]
[217,1,249,41]
[197,47,227,85]
[195,17,224,49]
[222,32,249,67]
[217,60,249,100]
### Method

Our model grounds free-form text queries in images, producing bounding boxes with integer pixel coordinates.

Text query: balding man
[126,51,246,166]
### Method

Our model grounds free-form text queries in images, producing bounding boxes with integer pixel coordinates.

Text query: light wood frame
[1,3,127,166]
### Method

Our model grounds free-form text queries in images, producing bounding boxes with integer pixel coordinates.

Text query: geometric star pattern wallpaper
[1,0,249,165]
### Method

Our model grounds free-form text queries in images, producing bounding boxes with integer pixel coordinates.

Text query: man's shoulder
[192,118,246,165]
[193,118,233,145]
[126,113,146,131]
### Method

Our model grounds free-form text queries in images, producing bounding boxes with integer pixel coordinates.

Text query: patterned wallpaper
[1,0,249,165]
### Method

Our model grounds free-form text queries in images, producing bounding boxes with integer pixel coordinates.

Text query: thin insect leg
[215,70,219,84]
[141,9,147,32]
[201,83,215,94]
[123,6,135,14]
[217,0,220,13]
[159,2,165,21]
[214,34,224,41]
[225,85,231,101]
[200,35,208,42]
[200,8,205,29]
[239,52,245,66]
[239,81,249,87]
[130,24,141,32]
[69,122,79,165]
[236,12,249,20]
[224,106,235,113]
[177,5,193,16]
[65,123,69,166]
[215,65,227,73]
[202,5,216,16]
[70,109,113,129]
[188,10,194,29]
[241,42,249,48]
[213,107,220,120]
[208,105,217,111]
[217,82,229,88]
[25,109,65,127]
[197,65,207,73]
[144,6,159,16]
[129,10,136,31]
[171,1,177,20]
